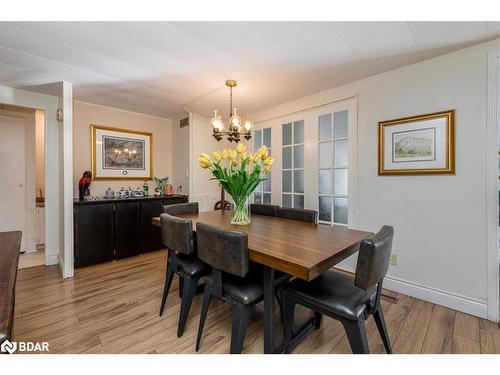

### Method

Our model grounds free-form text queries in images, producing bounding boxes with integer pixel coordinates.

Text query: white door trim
[486,50,500,322]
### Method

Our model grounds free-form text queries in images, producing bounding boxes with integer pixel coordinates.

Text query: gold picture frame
[378,110,455,175]
[91,124,153,180]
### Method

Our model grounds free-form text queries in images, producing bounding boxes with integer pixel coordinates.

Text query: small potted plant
[153,176,169,196]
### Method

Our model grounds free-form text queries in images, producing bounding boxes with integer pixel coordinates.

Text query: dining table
[152,210,372,354]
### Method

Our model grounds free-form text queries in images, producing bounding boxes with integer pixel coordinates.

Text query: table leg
[263,266,275,354]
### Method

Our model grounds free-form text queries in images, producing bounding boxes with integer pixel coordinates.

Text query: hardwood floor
[12,250,500,354]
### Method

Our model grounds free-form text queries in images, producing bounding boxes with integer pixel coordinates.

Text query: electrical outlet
[390,255,398,266]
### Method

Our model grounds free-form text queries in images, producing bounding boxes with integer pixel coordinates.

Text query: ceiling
[0,21,499,119]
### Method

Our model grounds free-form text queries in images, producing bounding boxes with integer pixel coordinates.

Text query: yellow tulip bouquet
[198,142,274,225]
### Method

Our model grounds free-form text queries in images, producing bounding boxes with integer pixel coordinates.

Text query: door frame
[486,50,500,322]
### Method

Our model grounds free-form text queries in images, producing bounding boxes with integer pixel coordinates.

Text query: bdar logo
[1,339,17,354]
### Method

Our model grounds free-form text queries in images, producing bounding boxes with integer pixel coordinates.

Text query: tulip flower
[264,156,274,166]
[212,151,223,161]
[236,142,246,154]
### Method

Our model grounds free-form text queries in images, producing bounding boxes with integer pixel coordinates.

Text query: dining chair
[282,226,394,354]
[163,201,199,216]
[195,222,264,354]
[159,212,209,338]
[276,207,318,223]
[250,203,279,217]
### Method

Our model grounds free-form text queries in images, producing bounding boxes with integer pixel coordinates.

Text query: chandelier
[210,80,253,142]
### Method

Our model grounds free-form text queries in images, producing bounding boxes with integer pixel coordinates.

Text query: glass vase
[231,195,251,225]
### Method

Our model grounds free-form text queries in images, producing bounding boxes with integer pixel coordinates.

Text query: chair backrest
[354,226,394,290]
[160,213,195,255]
[163,202,199,216]
[196,222,248,278]
[250,203,279,217]
[276,207,318,223]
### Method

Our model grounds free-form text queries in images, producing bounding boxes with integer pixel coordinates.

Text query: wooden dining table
[152,210,372,354]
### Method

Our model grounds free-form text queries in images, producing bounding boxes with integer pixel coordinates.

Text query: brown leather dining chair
[250,203,279,217]
[276,207,318,223]
[159,203,209,338]
[195,222,264,354]
[282,225,394,354]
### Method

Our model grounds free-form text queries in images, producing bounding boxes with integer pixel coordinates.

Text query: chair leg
[282,291,295,354]
[373,307,392,354]
[195,286,212,352]
[159,261,175,316]
[179,277,184,299]
[341,318,369,354]
[314,312,323,330]
[230,303,251,354]
[177,275,199,337]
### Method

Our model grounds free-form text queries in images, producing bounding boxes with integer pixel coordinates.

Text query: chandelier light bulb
[210,110,224,131]
[230,108,241,131]
[243,119,253,132]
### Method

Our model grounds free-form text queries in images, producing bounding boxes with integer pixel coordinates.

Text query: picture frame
[378,110,455,175]
[91,124,153,180]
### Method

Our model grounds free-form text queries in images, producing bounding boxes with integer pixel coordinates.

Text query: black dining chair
[250,203,279,217]
[282,226,394,354]
[195,222,264,354]
[276,207,318,223]
[159,212,209,338]
[163,202,201,298]
[163,201,199,216]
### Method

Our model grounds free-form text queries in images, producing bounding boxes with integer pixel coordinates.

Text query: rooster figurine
[78,171,92,201]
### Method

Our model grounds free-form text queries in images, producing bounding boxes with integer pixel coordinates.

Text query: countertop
[73,194,188,205]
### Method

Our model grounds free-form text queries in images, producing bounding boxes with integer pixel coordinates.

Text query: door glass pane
[262,176,271,191]
[282,171,292,192]
[293,145,304,168]
[319,142,332,168]
[263,193,271,204]
[319,114,332,141]
[282,147,292,169]
[333,169,348,196]
[294,170,304,193]
[293,120,304,144]
[254,193,262,204]
[334,110,348,138]
[319,196,332,222]
[334,197,348,224]
[282,123,292,145]
[334,139,348,167]
[282,194,292,208]
[263,128,271,147]
[319,169,332,195]
[294,194,304,209]
[254,130,262,149]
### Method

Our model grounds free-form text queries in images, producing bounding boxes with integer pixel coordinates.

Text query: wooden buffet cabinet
[73,195,188,267]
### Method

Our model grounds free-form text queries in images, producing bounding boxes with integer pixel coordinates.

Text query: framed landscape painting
[378,110,455,175]
[91,124,153,180]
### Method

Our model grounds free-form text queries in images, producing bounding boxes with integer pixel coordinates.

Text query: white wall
[171,117,190,194]
[189,113,226,211]
[0,107,36,252]
[251,38,500,319]
[73,101,174,197]
[35,110,44,198]
[0,85,61,266]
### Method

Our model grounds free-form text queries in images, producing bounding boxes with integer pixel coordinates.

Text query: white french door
[252,96,357,227]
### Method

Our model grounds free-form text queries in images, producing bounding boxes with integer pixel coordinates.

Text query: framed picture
[91,124,153,180]
[378,110,455,175]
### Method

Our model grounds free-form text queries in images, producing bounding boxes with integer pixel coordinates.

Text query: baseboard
[383,275,488,319]
[46,253,58,266]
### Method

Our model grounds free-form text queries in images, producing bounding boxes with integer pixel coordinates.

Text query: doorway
[0,103,46,269]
